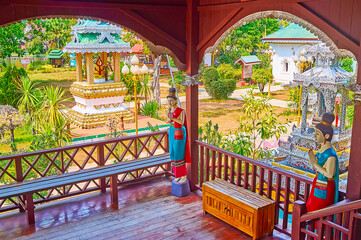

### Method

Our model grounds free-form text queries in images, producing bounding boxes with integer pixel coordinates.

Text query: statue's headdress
[316,112,335,141]
[167,87,177,100]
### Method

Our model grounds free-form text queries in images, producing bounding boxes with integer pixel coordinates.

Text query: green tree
[340,58,354,73]
[238,93,288,159]
[23,20,48,55]
[44,18,77,49]
[251,68,273,94]
[216,18,280,66]
[0,23,25,59]
[0,65,28,106]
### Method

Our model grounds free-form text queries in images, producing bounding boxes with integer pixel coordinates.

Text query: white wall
[203,53,212,67]
[270,43,317,84]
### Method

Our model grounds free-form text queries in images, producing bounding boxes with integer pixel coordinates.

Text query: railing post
[98,144,106,193]
[14,156,25,212]
[292,200,307,240]
[165,133,171,173]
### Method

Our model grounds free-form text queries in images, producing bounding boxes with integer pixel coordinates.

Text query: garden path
[132,83,291,109]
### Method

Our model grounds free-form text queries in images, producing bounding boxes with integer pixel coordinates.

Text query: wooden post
[110,174,118,209]
[98,144,106,193]
[25,193,35,225]
[185,0,200,191]
[14,156,25,212]
[165,133,171,173]
[291,200,306,240]
[347,62,361,239]
[86,52,94,84]
[76,53,82,82]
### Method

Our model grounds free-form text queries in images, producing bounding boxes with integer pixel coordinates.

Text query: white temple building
[262,23,320,84]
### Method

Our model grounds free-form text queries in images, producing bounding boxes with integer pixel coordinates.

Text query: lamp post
[122,55,142,135]
[265,46,275,97]
[292,48,313,128]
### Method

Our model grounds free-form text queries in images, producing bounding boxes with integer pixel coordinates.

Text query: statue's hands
[308,149,317,166]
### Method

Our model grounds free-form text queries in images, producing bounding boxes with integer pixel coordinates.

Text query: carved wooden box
[202,179,275,240]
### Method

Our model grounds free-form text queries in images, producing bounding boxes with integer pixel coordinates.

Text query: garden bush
[202,67,236,99]
[207,78,237,99]
[36,64,54,73]
[168,71,186,93]
[217,63,235,79]
[139,100,162,120]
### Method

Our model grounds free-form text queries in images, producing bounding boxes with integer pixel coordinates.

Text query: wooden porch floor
[0,177,290,240]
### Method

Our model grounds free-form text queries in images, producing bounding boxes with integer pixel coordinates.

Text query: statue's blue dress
[306,148,339,212]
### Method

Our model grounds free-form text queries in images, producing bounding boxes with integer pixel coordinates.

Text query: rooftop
[234,55,260,65]
[262,23,319,43]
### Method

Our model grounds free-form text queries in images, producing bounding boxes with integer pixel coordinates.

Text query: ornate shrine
[64,19,134,129]
[274,43,353,189]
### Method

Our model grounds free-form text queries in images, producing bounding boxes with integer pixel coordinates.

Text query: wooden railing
[195,140,346,236]
[0,131,169,213]
[292,199,361,240]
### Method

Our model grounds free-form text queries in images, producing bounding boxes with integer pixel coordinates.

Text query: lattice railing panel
[195,140,335,237]
[0,131,169,213]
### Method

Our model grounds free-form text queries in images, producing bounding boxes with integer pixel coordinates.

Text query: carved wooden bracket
[182,74,203,86]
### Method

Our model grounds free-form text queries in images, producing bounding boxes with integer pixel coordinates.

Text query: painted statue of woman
[166,87,189,184]
[307,112,339,212]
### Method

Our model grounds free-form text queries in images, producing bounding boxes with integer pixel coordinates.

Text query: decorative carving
[182,74,202,86]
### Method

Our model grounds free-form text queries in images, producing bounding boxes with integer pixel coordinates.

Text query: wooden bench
[0,154,171,225]
[203,179,275,240]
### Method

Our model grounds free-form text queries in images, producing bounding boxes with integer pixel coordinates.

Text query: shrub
[36,64,54,73]
[202,66,219,84]
[202,67,236,99]
[168,71,186,93]
[251,68,272,94]
[139,100,162,120]
[234,68,243,80]
[217,63,235,79]
[207,78,237,99]
[287,87,300,111]
[26,60,43,71]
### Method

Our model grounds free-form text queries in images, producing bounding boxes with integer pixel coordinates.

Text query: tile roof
[262,23,318,42]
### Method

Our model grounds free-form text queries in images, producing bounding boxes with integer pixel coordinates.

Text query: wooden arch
[0,1,187,70]
[201,10,356,60]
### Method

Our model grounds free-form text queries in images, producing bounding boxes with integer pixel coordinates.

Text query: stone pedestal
[171,179,191,197]
[67,80,134,129]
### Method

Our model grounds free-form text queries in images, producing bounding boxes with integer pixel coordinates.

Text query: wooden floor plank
[0,177,290,240]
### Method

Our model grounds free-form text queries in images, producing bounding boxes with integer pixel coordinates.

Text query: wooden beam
[198,0,319,11]
[118,9,186,52]
[196,7,243,51]
[297,2,359,54]
[8,0,186,11]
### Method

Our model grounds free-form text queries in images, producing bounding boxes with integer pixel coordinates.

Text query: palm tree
[139,75,151,103]
[38,85,70,129]
[17,77,40,135]
[18,77,39,113]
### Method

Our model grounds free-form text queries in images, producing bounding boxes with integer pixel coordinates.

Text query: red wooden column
[185,0,200,191]
[347,60,361,239]
[347,62,361,200]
